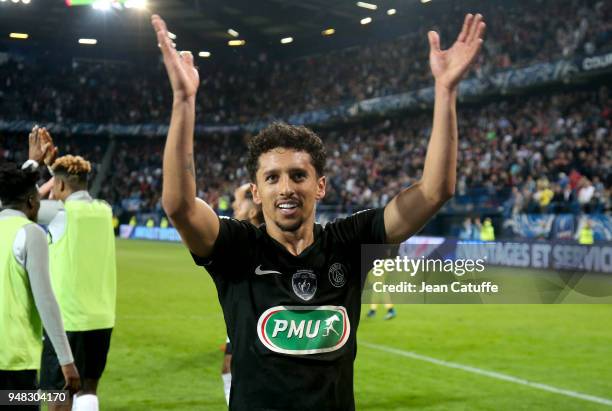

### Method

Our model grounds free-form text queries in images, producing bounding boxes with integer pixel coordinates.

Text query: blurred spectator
[577,177,595,212]
[534,178,554,212]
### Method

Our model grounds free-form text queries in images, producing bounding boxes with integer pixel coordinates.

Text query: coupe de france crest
[292,270,317,301]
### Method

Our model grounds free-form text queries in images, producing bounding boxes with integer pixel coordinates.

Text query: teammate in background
[153,11,485,410]
[35,147,117,411]
[367,241,397,319]
[231,183,264,226]
[220,183,264,405]
[366,303,396,320]
[0,161,80,408]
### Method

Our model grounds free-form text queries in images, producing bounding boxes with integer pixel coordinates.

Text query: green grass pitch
[94,239,612,410]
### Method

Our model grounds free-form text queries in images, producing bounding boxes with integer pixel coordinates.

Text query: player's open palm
[428,13,486,90]
[151,14,199,100]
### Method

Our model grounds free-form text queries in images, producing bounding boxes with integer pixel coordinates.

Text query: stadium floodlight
[10,0,19,3]
[356,2,377,10]
[360,17,372,25]
[22,0,31,4]
[228,39,246,46]
[9,32,28,39]
[227,29,239,38]
[280,37,293,44]
[421,0,431,3]
[387,8,396,15]
[92,0,111,10]
[198,51,211,58]
[321,28,335,36]
[79,38,97,45]
[124,0,146,9]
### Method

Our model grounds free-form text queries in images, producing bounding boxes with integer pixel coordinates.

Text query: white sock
[222,372,232,405]
[72,394,99,411]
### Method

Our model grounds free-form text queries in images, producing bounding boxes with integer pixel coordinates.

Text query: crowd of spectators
[1,86,610,221]
[93,87,611,219]
[0,0,610,126]
[1,0,610,221]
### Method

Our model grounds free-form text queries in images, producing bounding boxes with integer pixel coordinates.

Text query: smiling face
[252,148,326,233]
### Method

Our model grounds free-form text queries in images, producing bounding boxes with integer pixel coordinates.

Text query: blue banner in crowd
[587,215,612,241]
[503,214,612,241]
[503,214,556,239]
[551,214,576,240]
[398,236,612,274]
[120,225,182,242]
[454,239,612,273]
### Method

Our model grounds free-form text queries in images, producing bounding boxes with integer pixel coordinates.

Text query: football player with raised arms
[152,12,485,410]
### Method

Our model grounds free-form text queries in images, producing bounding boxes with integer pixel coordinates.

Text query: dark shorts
[40,328,112,390]
[0,370,38,410]
[225,340,232,355]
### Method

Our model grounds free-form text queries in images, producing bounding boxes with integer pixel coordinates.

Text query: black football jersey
[192,208,386,411]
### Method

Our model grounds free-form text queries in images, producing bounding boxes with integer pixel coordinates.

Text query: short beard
[275,218,303,232]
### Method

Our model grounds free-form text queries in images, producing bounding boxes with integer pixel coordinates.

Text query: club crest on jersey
[257,306,351,355]
[328,263,347,288]
[291,270,317,301]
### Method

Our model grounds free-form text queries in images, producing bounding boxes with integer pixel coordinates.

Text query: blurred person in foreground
[34,134,116,411]
[220,183,264,405]
[0,151,80,409]
[153,11,485,410]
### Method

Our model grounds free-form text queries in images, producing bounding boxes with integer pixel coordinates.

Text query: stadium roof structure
[0,0,451,62]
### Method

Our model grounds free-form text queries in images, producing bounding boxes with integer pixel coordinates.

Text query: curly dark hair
[0,162,39,207]
[246,122,326,182]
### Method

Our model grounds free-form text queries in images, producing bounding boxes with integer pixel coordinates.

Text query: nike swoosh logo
[255,265,282,276]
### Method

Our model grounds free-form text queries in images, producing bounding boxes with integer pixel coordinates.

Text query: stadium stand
[2,88,609,231]
[0,0,609,239]
[0,0,610,124]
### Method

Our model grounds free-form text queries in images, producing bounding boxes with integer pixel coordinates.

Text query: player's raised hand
[39,127,59,166]
[151,14,199,101]
[428,13,486,91]
[28,125,51,164]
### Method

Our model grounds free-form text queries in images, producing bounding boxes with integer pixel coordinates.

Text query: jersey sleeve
[37,200,63,226]
[326,207,386,246]
[23,224,74,366]
[191,216,257,278]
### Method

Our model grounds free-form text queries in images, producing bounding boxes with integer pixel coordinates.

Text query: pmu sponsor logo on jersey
[257,306,350,355]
